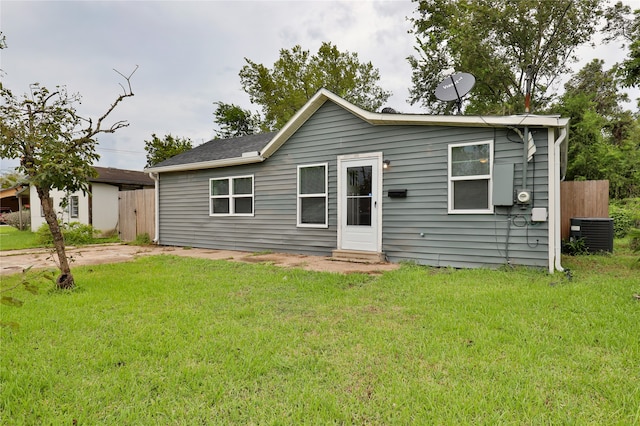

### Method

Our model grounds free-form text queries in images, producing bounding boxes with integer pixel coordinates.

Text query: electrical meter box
[492,163,514,206]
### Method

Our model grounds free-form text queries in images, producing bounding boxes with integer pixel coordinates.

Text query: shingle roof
[91,167,154,186]
[151,132,277,169]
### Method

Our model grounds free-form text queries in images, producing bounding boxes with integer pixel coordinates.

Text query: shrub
[36,221,96,246]
[609,200,639,238]
[2,210,31,231]
[131,233,152,246]
[561,237,590,256]
[630,228,640,252]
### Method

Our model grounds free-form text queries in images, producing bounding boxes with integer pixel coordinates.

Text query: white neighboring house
[30,167,154,233]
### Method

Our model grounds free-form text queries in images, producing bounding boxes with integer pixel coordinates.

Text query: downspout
[551,126,568,272]
[148,172,160,243]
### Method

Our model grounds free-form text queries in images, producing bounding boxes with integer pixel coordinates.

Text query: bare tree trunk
[37,187,75,289]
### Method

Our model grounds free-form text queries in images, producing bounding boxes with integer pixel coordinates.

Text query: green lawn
[0,227,40,251]
[1,247,639,424]
[0,226,119,251]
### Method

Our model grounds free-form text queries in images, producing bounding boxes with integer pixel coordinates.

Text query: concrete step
[331,249,387,263]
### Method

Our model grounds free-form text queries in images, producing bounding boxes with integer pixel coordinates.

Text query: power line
[97,147,145,154]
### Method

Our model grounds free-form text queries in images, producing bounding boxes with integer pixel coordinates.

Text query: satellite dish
[435,72,475,113]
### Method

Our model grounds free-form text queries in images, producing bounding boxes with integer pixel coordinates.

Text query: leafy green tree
[555,59,640,199]
[238,42,391,130]
[408,0,606,114]
[0,69,136,289]
[0,170,25,189]
[603,2,640,97]
[144,133,193,167]
[212,102,261,139]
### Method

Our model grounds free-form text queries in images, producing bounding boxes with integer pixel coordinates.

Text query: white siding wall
[91,184,119,231]
[29,183,118,232]
[30,186,89,230]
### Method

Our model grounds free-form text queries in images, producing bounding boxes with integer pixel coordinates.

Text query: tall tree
[555,59,640,199]
[0,69,136,289]
[212,102,261,139]
[603,2,640,93]
[408,0,605,114]
[144,133,193,167]
[238,42,391,130]
[0,170,25,189]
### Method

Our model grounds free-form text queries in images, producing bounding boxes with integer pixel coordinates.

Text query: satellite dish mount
[435,72,476,114]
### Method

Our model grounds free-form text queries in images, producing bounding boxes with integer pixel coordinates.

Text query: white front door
[338,153,382,252]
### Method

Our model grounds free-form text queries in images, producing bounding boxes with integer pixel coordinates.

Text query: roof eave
[365,114,570,128]
[145,154,265,174]
[260,88,569,158]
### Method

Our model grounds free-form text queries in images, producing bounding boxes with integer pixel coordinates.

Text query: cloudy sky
[1,0,636,173]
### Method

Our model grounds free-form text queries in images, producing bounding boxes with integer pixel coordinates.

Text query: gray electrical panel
[492,163,514,206]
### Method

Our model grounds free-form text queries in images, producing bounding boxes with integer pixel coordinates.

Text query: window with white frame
[209,175,254,216]
[297,163,328,227]
[69,195,79,218]
[448,141,493,213]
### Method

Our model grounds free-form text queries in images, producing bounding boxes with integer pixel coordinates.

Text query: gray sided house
[146,89,569,272]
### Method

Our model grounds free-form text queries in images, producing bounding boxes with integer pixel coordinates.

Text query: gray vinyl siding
[158,101,551,268]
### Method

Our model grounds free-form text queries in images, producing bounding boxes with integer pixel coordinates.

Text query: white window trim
[209,175,254,217]
[297,162,328,228]
[70,195,79,218]
[448,140,494,214]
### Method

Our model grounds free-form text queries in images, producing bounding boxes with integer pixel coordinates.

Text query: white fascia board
[366,113,570,128]
[144,154,265,174]
[260,88,569,159]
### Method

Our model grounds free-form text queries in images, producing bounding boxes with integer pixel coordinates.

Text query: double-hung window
[69,195,79,218]
[448,141,493,213]
[297,163,328,227]
[209,175,254,216]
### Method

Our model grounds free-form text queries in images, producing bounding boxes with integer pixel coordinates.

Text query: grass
[0,226,119,251]
[0,227,40,251]
[1,244,639,424]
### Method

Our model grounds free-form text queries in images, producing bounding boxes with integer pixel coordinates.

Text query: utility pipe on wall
[553,127,568,273]
[522,126,530,193]
[148,172,159,243]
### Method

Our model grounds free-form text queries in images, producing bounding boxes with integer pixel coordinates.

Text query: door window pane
[347,197,372,226]
[347,166,372,196]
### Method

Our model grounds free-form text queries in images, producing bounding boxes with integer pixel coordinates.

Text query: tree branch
[82,65,138,139]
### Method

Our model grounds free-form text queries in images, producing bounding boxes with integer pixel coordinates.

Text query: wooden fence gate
[118,189,155,242]
[560,180,609,239]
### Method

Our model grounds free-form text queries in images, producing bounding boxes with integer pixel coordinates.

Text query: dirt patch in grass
[0,243,398,276]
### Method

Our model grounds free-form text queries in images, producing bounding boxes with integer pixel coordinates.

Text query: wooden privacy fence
[560,180,609,239]
[118,189,155,242]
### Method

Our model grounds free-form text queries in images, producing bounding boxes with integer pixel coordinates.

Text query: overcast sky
[1,0,637,173]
